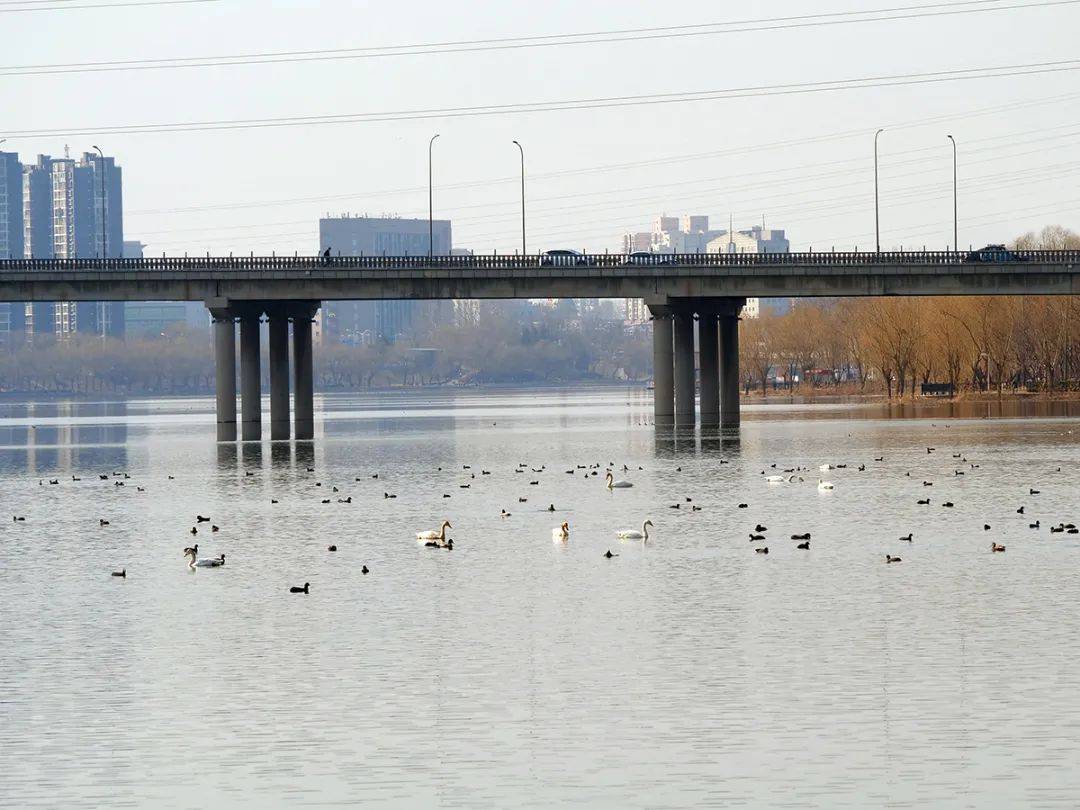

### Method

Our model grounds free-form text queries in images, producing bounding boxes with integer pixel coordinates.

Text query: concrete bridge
[1,250,1077,439]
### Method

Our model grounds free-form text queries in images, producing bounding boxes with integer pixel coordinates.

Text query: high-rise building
[14,151,126,339]
[0,151,26,343]
[318,215,453,343]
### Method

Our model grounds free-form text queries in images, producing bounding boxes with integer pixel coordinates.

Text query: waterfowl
[112,569,126,578]
[290,583,310,594]
[796,541,810,550]
[384,492,397,499]
[817,479,834,491]
[271,499,279,504]
[99,519,110,526]
[874,456,884,462]
[617,520,652,541]
[190,526,198,535]
[99,474,109,481]
[328,545,337,552]
[417,520,451,543]
[186,550,225,567]
[1030,521,1040,529]
[72,475,81,482]
[755,547,769,554]
[917,499,930,505]
[552,521,570,541]
[991,543,1006,553]
[500,509,511,518]
[196,515,210,523]
[1017,506,1025,514]
[791,533,810,541]
[547,504,556,512]
[942,502,954,508]
[12,516,25,522]
[738,503,748,509]
[603,550,618,558]
[1050,525,1065,534]
[885,555,902,563]
[519,497,528,503]
[755,524,768,533]
[923,481,933,487]
[605,472,633,489]
[983,524,991,531]
[749,533,766,542]
[899,533,913,542]
[765,475,786,484]
[819,464,834,471]
[1030,488,1041,495]
[362,565,370,574]
[321,498,331,504]
[183,544,198,556]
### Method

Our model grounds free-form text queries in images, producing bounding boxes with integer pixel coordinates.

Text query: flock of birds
[11,432,1077,593]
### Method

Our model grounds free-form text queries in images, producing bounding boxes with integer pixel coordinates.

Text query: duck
[818,463,834,471]
[290,583,310,594]
[796,541,810,550]
[755,547,769,554]
[616,520,652,541]
[552,521,570,541]
[384,492,397,499]
[738,503,748,509]
[189,526,198,535]
[791,533,810,541]
[547,503,556,512]
[1017,506,1025,514]
[1030,488,1041,495]
[749,533,766,542]
[1029,521,1040,529]
[604,550,618,559]
[99,519,110,526]
[212,525,220,532]
[817,479,834,491]
[196,515,210,523]
[917,498,930,505]
[755,524,768,533]
[991,543,1006,553]
[899,533,913,542]
[886,555,902,564]
[417,520,451,543]
[12,516,25,522]
[605,472,633,489]
[328,545,337,552]
[942,502,954,508]
[111,568,126,578]
[362,565,370,574]
[983,524,991,531]
[500,509,511,518]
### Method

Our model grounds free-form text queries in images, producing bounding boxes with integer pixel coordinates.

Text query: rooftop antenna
[729,213,734,253]
[64,144,70,159]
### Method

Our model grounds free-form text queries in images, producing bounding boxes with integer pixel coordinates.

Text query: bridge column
[267,305,291,441]
[210,307,237,442]
[720,308,741,430]
[239,308,263,442]
[698,311,720,428]
[649,305,674,427]
[291,302,319,441]
[673,308,696,428]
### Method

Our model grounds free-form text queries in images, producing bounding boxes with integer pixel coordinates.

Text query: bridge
[1,250,1077,440]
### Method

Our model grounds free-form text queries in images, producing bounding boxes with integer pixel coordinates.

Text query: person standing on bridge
[322,247,331,265]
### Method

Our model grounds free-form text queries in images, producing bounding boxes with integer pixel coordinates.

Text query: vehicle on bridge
[541,249,596,267]
[965,244,1027,263]
[622,251,676,266]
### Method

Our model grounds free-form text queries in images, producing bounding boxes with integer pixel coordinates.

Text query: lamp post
[947,135,958,252]
[92,145,106,260]
[428,134,440,259]
[512,140,526,257]
[874,128,884,253]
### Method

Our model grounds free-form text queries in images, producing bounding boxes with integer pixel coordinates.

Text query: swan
[817,479,834,491]
[552,521,570,541]
[617,520,653,541]
[605,472,633,489]
[819,463,834,471]
[185,550,225,568]
[765,475,786,484]
[417,520,451,542]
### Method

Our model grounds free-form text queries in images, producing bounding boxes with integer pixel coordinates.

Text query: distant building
[318,215,453,343]
[0,151,26,342]
[122,241,195,336]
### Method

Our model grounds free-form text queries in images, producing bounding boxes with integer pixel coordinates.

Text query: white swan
[819,463,834,471]
[186,550,225,568]
[552,521,569,541]
[417,520,451,542]
[617,519,653,541]
[605,471,633,489]
[817,479,835,491]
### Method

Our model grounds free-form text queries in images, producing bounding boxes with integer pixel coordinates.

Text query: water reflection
[0,400,128,475]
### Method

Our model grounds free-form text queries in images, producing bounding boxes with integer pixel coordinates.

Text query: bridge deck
[0,251,1076,302]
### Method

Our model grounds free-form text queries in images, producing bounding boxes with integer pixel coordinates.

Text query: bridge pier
[649,306,674,427]
[291,303,317,441]
[673,309,696,429]
[210,309,237,442]
[698,312,720,428]
[649,297,744,432]
[239,309,263,442]
[719,311,741,430]
[267,306,291,441]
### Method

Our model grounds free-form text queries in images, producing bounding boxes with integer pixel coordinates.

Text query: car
[965,244,1026,263]
[540,249,596,267]
[621,251,676,266]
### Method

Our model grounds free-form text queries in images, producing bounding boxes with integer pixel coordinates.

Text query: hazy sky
[5,0,1080,255]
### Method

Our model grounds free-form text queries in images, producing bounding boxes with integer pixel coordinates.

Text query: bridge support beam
[292,302,318,441]
[698,312,720,428]
[211,310,237,442]
[720,310,741,430]
[673,309,696,429]
[649,306,674,427]
[239,309,262,442]
[267,306,291,441]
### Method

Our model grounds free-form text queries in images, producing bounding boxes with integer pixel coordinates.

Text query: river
[1,388,1078,808]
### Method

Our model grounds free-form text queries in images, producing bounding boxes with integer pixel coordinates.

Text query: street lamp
[512,140,526,257]
[947,135,958,252]
[874,128,884,253]
[92,145,106,260]
[428,134,440,259]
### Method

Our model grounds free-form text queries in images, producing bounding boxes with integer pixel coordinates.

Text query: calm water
[1,388,1078,808]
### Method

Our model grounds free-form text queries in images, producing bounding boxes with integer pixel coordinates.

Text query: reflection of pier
[0,401,129,474]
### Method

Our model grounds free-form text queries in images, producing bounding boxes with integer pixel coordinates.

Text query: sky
[4,0,1080,256]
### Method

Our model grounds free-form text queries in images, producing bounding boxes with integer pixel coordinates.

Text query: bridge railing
[0,250,1078,272]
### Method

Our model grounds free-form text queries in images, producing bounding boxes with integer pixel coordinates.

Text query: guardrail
[0,250,1078,272]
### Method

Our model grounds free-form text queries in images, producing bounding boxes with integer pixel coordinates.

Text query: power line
[1,0,1073,73]
[8,59,1080,140]
[0,0,217,12]
[125,90,1080,217]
